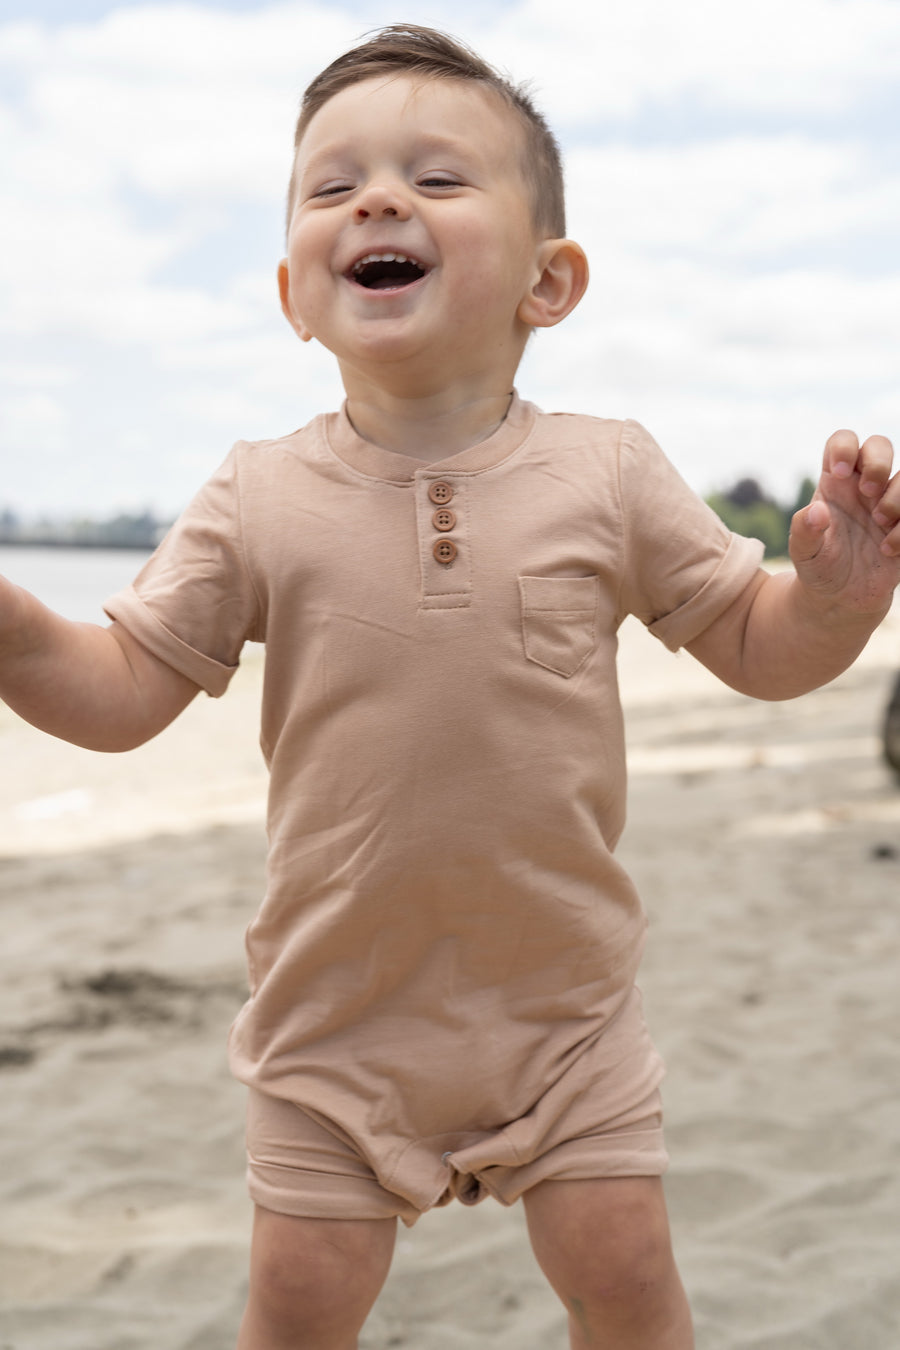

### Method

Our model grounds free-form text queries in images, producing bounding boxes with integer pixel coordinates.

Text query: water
[0,546,153,623]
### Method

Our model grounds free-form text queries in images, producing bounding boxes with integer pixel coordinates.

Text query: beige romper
[105,394,763,1224]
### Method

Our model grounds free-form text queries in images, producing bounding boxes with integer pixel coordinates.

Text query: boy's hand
[690,429,897,699]
[788,430,900,617]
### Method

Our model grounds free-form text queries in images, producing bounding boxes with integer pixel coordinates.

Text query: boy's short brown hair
[287,24,566,239]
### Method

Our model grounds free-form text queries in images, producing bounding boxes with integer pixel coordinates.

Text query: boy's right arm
[0,575,200,752]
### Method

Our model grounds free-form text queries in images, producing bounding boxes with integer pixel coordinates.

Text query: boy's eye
[313,183,352,198]
[419,175,460,189]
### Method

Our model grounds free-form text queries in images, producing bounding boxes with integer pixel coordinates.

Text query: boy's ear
[278,259,313,343]
[517,239,589,329]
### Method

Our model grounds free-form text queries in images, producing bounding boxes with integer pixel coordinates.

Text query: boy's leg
[236,1204,397,1350]
[523,1176,694,1350]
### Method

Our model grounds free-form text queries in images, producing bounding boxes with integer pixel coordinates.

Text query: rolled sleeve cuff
[647,533,765,652]
[104,586,239,698]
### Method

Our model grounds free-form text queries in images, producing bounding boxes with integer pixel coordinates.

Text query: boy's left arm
[687,431,900,700]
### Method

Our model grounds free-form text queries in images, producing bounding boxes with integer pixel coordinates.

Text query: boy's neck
[344,388,515,464]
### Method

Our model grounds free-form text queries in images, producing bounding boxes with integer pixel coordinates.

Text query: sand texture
[1,603,899,1349]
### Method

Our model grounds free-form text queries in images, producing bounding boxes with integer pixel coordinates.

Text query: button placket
[416,475,472,608]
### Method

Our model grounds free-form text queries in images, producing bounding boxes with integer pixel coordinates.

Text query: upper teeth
[352,253,419,272]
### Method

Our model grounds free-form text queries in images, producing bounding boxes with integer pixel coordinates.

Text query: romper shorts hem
[246,1083,667,1228]
[245,990,668,1228]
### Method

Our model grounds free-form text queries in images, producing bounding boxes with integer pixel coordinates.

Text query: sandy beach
[1,598,899,1349]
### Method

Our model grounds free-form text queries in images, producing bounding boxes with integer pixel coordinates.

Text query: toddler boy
[2,24,898,1350]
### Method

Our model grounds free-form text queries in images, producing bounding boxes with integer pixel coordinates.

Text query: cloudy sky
[1,0,899,519]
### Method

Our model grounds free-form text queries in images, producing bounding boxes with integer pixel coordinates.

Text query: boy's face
[279,75,550,394]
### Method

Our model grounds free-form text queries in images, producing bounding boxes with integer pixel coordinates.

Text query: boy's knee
[587,1223,676,1308]
[526,1177,678,1298]
[524,1178,692,1345]
[247,1207,395,1338]
[575,1211,673,1305]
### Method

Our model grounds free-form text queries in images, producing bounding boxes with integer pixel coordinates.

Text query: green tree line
[706,477,816,559]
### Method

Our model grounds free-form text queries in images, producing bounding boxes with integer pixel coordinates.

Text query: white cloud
[0,3,362,199]
[566,137,900,263]
[0,389,68,456]
[488,0,900,122]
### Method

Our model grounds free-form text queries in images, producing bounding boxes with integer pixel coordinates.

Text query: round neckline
[324,391,536,482]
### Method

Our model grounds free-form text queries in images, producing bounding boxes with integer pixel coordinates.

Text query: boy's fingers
[823,429,894,499]
[857,434,895,499]
[878,523,900,557]
[823,429,859,479]
[872,471,900,554]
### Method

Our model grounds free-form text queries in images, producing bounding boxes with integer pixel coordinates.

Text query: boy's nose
[353,183,410,222]
[354,204,398,219]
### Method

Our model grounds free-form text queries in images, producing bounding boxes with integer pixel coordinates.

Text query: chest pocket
[518,575,600,678]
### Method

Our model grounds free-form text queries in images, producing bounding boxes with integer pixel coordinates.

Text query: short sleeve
[103,445,262,696]
[617,421,765,652]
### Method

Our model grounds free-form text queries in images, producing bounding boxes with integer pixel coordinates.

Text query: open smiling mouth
[349,253,429,291]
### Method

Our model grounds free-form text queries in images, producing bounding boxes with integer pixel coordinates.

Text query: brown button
[433,537,458,565]
[432,508,456,532]
[428,481,454,505]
